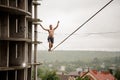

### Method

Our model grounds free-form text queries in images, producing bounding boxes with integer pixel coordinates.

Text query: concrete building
[0,0,33,80]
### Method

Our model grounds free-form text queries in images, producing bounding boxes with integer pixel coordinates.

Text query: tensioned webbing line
[52,0,114,51]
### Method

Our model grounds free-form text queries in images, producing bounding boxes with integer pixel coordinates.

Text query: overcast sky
[35,0,120,51]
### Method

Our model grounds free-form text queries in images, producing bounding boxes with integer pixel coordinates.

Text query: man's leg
[51,37,54,49]
[51,43,53,48]
[48,37,54,51]
[48,42,51,51]
[49,42,53,51]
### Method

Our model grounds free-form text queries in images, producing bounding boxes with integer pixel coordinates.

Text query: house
[57,70,116,80]
[80,70,116,80]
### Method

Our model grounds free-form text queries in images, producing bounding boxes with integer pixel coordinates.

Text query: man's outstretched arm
[54,21,60,30]
[39,23,48,31]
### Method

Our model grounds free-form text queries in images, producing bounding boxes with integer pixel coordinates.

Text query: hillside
[34,50,120,62]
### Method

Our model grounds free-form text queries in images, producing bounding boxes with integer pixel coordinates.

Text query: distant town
[36,50,120,80]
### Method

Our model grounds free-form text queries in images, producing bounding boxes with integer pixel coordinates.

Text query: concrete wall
[0,13,9,38]
[9,15,25,38]
[0,0,8,5]
[9,42,25,66]
[0,41,8,67]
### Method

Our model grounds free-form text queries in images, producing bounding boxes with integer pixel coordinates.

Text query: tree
[76,77,82,80]
[76,76,90,80]
[42,70,60,80]
[37,68,44,78]
[115,69,120,80]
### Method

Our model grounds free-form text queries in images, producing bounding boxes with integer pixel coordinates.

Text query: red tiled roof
[82,70,116,80]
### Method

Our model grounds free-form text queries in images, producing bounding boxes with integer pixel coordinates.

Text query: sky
[34,0,120,51]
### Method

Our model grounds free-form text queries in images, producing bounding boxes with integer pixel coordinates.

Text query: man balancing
[39,21,60,51]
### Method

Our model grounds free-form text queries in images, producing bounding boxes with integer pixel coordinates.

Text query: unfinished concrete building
[0,0,33,80]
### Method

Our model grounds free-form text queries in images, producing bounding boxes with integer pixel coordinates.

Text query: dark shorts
[47,37,54,43]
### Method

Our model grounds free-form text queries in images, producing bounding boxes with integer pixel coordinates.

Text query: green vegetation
[36,51,120,73]
[37,50,120,62]
[37,68,60,80]
[115,69,120,80]
[76,76,90,80]
[35,50,120,79]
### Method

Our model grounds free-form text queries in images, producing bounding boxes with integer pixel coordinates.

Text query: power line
[52,0,114,51]
[38,31,120,35]
[86,31,120,35]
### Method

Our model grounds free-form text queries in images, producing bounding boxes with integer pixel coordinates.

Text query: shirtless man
[39,21,60,51]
